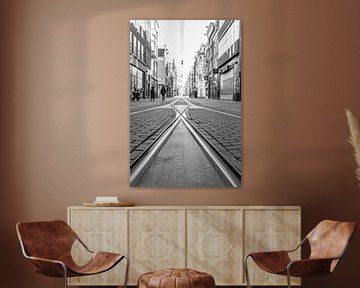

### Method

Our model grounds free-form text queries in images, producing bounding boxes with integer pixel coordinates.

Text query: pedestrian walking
[132,86,141,101]
[150,86,155,101]
[160,85,167,101]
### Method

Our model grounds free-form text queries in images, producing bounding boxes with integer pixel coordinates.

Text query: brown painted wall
[1,0,360,287]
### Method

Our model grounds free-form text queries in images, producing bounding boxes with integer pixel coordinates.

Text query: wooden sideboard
[67,206,301,286]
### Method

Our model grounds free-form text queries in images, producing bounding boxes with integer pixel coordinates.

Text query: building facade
[157,48,166,86]
[187,66,195,97]
[165,60,178,97]
[150,20,159,97]
[187,20,241,101]
[205,21,220,99]
[130,20,152,99]
[194,44,206,98]
[130,20,163,99]
[217,20,241,101]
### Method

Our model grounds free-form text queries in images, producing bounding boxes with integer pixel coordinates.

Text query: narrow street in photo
[130,20,241,187]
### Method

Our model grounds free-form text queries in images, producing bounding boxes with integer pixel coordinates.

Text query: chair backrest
[16,220,77,261]
[307,220,356,261]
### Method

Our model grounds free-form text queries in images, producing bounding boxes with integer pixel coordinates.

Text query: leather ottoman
[138,268,215,288]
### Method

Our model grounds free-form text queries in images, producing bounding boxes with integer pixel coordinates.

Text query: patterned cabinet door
[187,209,243,285]
[128,209,186,284]
[243,209,301,286]
[68,208,128,286]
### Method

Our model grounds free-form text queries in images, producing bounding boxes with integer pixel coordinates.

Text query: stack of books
[83,196,135,207]
[93,196,119,204]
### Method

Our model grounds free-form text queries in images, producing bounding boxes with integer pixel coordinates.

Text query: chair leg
[244,255,252,288]
[123,255,130,288]
[62,264,68,288]
[286,270,292,288]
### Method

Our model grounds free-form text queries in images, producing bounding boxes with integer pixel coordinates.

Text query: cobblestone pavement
[186,98,241,116]
[186,107,241,173]
[131,97,241,177]
[130,107,176,164]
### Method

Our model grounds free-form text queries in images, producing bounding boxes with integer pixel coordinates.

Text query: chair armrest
[286,237,307,253]
[26,255,64,265]
[287,258,336,277]
[25,255,67,278]
[19,240,67,277]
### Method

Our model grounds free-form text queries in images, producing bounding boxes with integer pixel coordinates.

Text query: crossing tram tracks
[130,98,241,187]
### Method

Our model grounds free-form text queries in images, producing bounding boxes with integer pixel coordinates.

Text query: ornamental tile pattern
[128,210,186,284]
[252,228,288,252]
[194,227,232,265]
[187,209,242,285]
[138,228,175,265]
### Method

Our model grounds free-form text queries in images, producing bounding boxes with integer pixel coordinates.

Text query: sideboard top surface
[68,205,301,210]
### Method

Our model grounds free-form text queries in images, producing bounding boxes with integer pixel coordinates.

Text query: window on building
[218,36,229,56]
[137,39,140,58]
[218,21,240,58]
[130,32,133,53]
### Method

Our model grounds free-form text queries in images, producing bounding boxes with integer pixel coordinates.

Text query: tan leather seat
[16,220,129,288]
[244,220,356,288]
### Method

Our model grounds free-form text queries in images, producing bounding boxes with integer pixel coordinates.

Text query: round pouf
[138,268,215,288]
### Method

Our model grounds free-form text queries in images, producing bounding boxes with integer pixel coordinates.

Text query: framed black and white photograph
[130,20,241,187]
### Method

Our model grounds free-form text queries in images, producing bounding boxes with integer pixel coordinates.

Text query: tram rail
[130,98,241,187]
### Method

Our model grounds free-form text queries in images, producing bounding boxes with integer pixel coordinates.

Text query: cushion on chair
[138,269,215,288]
